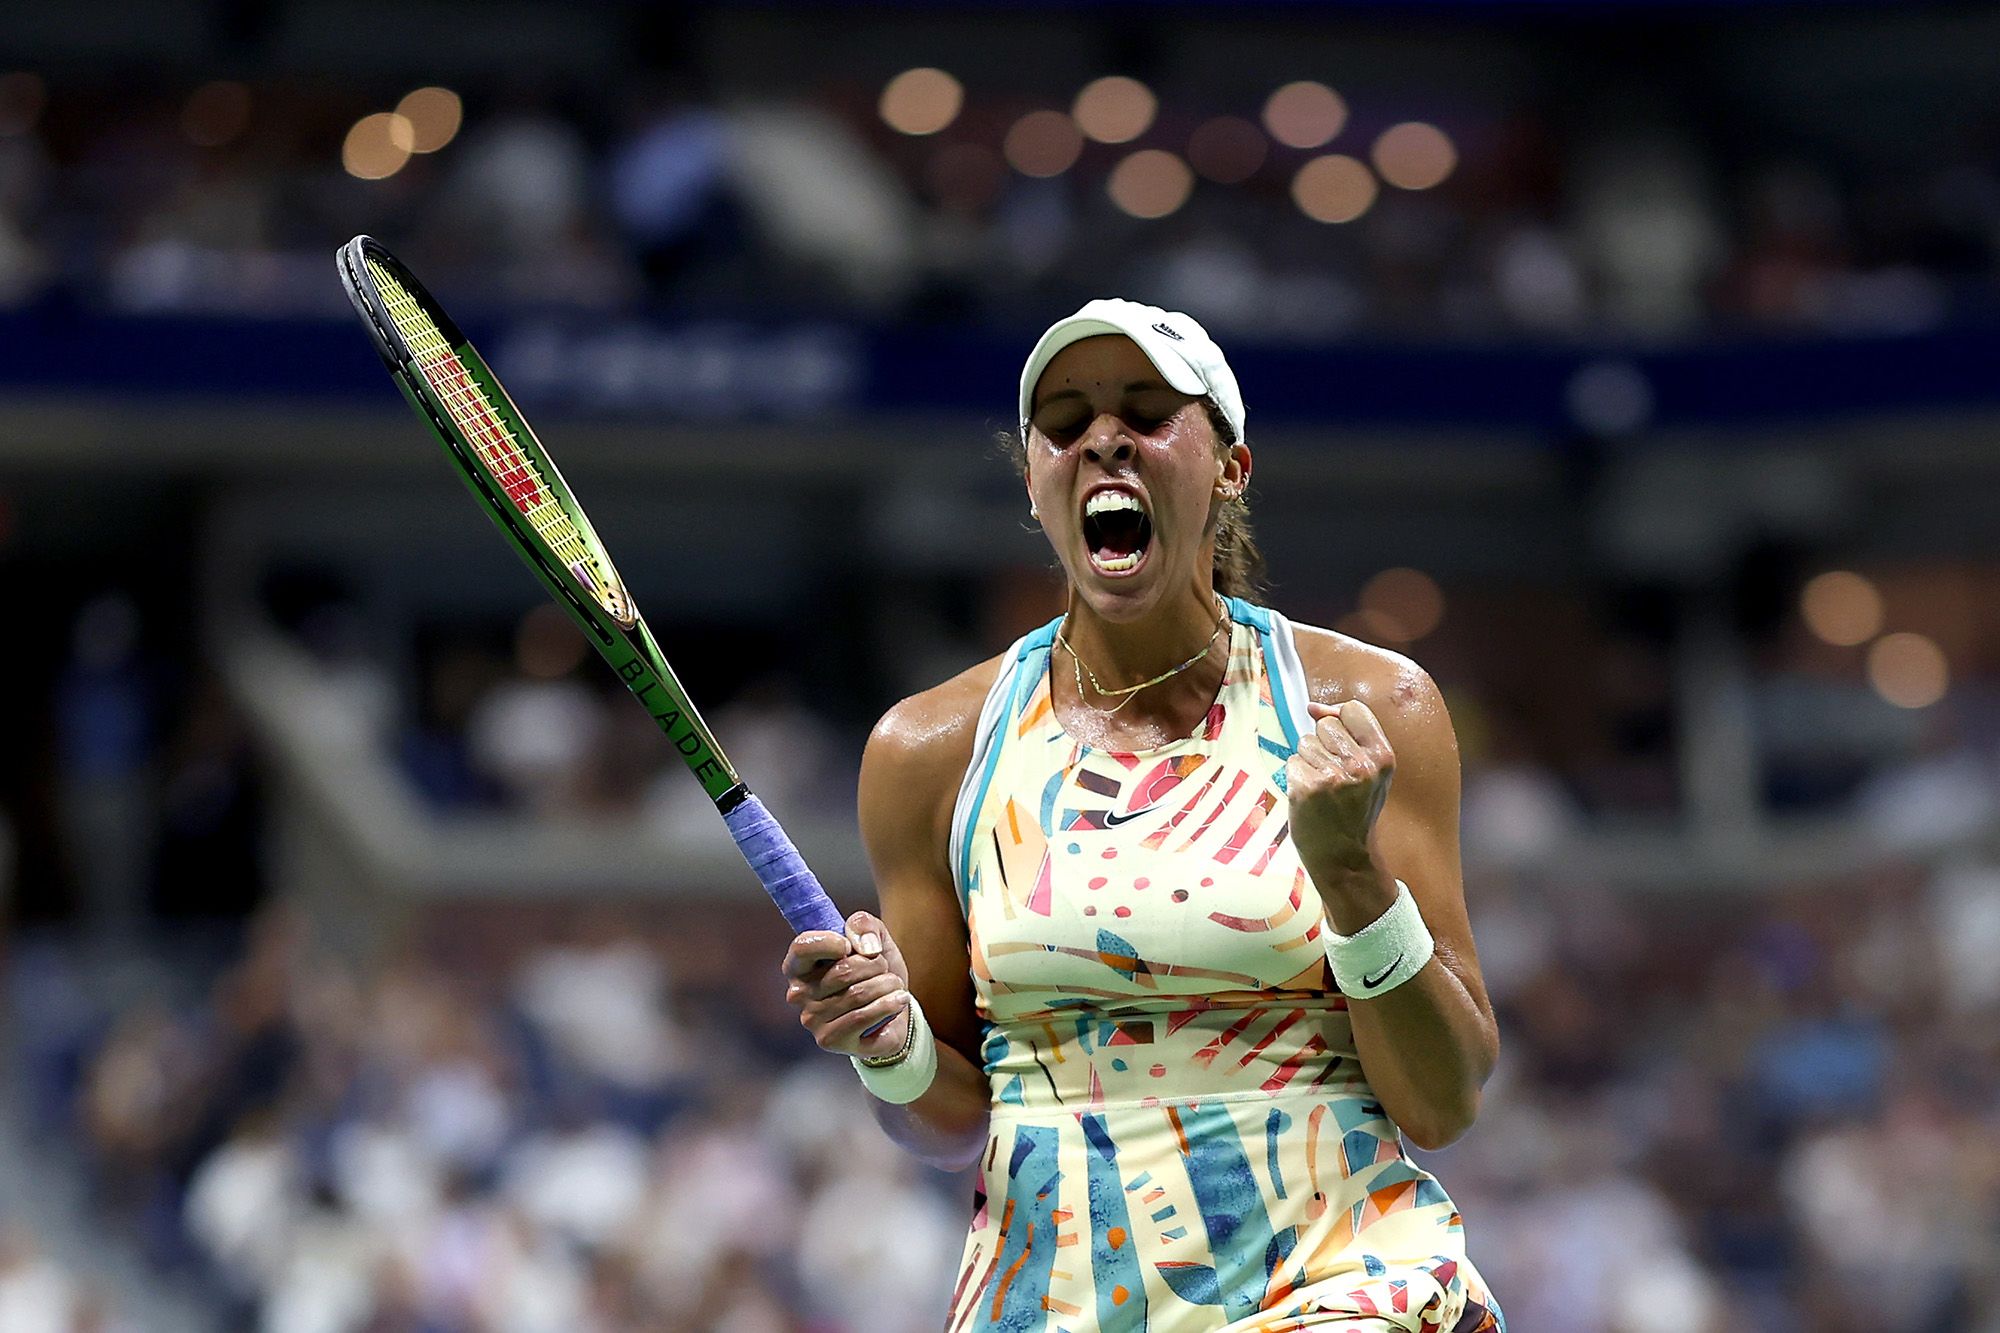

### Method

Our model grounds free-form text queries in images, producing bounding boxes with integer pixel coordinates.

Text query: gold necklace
[1058,598,1229,716]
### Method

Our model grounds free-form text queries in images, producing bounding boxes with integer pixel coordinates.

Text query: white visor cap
[1018,298,1245,444]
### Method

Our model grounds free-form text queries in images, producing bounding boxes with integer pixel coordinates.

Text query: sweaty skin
[781,334,1497,1162]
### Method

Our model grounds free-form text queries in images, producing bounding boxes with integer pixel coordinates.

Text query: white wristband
[851,994,939,1104]
[1324,880,1434,999]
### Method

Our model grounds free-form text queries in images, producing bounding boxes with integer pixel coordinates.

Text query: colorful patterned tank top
[942,600,1502,1333]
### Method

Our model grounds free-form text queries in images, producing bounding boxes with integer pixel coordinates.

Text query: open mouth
[1081,489,1153,575]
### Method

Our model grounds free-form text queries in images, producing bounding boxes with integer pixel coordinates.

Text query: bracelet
[851,994,938,1104]
[1324,880,1434,999]
[858,1001,919,1067]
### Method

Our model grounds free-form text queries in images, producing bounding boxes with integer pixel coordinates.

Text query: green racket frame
[337,236,852,942]
[337,236,740,807]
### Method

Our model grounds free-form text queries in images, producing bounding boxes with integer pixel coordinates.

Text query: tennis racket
[337,234,847,940]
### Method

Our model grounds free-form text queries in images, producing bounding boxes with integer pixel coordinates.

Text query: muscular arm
[849,687,994,1170]
[1292,633,1499,1150]
[783,671,998,1172]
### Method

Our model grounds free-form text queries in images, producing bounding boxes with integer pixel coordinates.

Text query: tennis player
[783,300,1503,1332]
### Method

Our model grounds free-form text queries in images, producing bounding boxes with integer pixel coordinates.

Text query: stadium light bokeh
[396,86,464,154]
[1360,567,1447,643]
[1373,122,1457,191]
[1293,153,1377,223]
[1107,148,1193,219]
[1004,110,1083,178]
[1262,81,1347,150]
[1801,570,1885,647]
[1868,631,1949,709]
[342,112,416,180]
[879,67,963,137]
[1073,76,1157,145]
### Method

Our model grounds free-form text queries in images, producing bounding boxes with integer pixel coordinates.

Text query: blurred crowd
[9,579,2000,1332]
[3,64,1998,340]
[395,606,849,832]
[2,845,1993,1333]
[0,1225,124,1332]
[13,903,964,1333]
[1436,852,2000,1333]
[8,12,2000,1332]
[387,579,2000,836]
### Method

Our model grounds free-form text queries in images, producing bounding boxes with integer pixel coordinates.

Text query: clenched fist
[781,911,912,1060]
[1284,700,1395,877]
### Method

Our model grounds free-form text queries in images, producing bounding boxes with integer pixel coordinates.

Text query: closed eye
[1033,394,1190,445]
[1125,391,1192,434]
[1033,414,1087,444]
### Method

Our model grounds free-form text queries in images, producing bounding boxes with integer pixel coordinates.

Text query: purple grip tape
[723,795,846,936]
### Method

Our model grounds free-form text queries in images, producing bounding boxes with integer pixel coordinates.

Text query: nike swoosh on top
[1361,954,1405,990]
[1101,806,1158,827]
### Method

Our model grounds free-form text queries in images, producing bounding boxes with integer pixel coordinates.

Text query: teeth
[1086,491,1144,517]
[1093,551,1140,573]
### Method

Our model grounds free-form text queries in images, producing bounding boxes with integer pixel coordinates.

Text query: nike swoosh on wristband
[1360,954,1405,990]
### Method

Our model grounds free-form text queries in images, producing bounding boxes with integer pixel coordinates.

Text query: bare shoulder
[1288,621,1454,751]
[864,653,1006,785]
[858,653,1009,862]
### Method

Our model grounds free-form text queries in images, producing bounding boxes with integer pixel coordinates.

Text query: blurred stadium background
[2,1,1999,1329]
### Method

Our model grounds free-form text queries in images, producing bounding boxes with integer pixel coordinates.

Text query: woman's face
[1025,334,1249,622]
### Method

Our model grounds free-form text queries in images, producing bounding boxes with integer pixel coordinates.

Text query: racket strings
[368,260,627,619]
